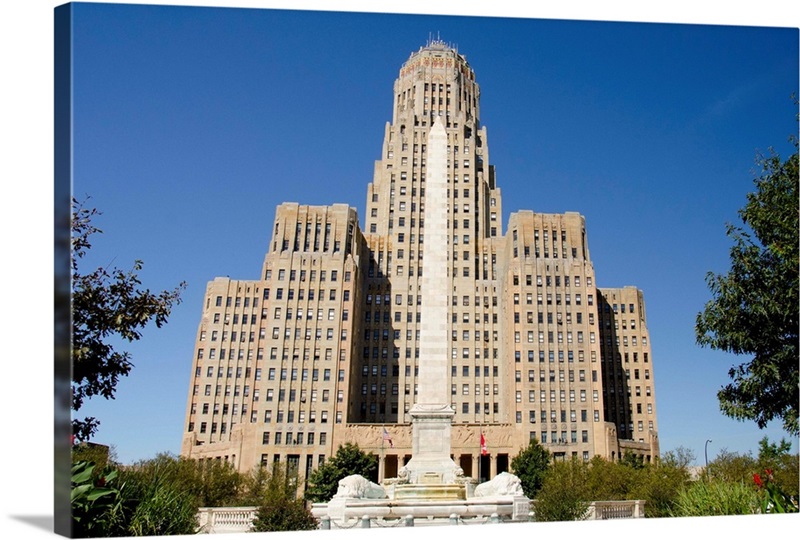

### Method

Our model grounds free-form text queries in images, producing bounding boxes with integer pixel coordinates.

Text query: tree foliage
[706,437,798,505]
[531,459,590,522]
[250,462,317,532]
[71,198,186,441]
[304,443,378,503]
[634,450,693,517]
[510,438,551,498]
[582,456,639,501]
[696,136,799,436]
[707,448,757,485]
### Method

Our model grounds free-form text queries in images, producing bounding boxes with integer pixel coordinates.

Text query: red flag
[480,432,487,456]
[383,427,394,448]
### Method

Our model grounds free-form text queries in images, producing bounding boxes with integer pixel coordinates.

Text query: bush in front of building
[250,462,317,532]
[510,438,551,499]
[531,459,590,522]
[670,479,761,517]
[304,443,378,503]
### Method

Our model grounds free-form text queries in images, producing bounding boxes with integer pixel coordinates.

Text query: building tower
[180,39,659,484]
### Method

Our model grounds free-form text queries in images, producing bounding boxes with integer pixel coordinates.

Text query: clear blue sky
[67,3,799,466]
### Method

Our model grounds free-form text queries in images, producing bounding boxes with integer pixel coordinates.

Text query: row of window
[512,274,592,288]
[599,335,647,347]
[507,387,599,403]
[513,292,593,306]
[211,312,258,325]
[272,307,348,321]
[603,351,651,366]
[601,318,640,330]
[514,349,591,363]
[268,269,351,283]
[514,311,592,325]
[196,348,257,361]
[199,330,258,342]
[268,326,349,341]
[264,288,350,302]
[262,431,327,446]
[601,302,637,314]
[510,368,596,383]
[513,246,578,259]
[514,330,594,344]
[604,385,653,398]
[212,295,259,309]
[603,368,652,381]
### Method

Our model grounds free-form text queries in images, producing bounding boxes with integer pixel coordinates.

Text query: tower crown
[399,40,475,82]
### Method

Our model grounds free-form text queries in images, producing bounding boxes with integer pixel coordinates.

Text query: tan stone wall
[597,286,659,461]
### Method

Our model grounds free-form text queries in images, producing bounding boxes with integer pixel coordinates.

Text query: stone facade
[180,40,659,482]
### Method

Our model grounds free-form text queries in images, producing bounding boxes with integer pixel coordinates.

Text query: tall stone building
[180,40,659,483]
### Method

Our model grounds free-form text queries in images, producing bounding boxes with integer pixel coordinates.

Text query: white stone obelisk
[404,115,460,485]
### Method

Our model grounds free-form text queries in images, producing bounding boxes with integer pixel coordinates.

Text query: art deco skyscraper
[181,40,659,482]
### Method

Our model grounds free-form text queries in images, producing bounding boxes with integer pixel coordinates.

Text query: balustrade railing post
[404,515,414,527]
[360,515,371,528]
[449,513,458,525]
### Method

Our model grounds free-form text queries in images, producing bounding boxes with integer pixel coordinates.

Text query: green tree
[71,442,117,471]
[72,198,186,441]
[634,450,693,517]
[707,448,757,485]
[756,436,799,500]
[583,456,638,501]
[696,136,799,436]
[251,462,317,532]
[620,451,646,470]
[304,443,378,503]
[510,438,551,498]
[532,459,590,522]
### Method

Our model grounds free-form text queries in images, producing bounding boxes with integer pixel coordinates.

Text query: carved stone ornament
[473,472,524,497]
[332,474,388,499]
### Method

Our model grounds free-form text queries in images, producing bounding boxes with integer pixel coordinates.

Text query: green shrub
[122,452,242,507]
[532,460,590,522]
[305,443,377,503]
[671,480,760,517]
[510,438,551,499]
[251,462,317,532]
[122,467,199,536]
[70,461,127,537]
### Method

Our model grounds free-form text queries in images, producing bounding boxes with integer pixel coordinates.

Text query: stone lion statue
[332,474,387,499]
[473,472,523,497]
[382,466,410,486]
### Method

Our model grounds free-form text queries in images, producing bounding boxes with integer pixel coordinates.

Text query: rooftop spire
[425,32,456,53]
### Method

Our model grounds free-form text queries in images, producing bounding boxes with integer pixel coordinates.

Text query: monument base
[393,483,465,501]
[404,404,462,484]
[311,495,531,526]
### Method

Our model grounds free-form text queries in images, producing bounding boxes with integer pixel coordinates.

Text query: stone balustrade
[196,506,258,534]
[195,499,645,533]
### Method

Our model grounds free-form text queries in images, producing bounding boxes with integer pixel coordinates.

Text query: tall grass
[671,480,760,517]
